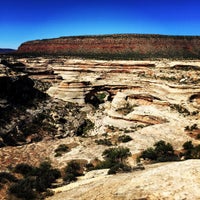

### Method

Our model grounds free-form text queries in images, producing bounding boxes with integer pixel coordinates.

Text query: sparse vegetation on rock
[182,141,200,159]
[76,119,94,136]
[140,140,179,162]
[54,144,70,157]
[8,161,61,199]
[95,138,112,146]
[94,147,132,174]
[63,161,83,183]
[118,135,133,143]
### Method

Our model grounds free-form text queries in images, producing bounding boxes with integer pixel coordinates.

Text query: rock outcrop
[17,34,200,58]
[48,160,200,200]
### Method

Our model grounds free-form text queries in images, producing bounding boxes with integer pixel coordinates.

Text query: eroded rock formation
[0,56,200,199]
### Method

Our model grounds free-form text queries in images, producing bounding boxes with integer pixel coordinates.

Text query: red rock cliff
[17,34,200,58]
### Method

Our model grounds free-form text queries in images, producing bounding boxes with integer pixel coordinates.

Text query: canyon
[0,54,200,199]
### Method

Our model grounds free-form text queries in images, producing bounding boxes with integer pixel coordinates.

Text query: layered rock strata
[17,34,200,58]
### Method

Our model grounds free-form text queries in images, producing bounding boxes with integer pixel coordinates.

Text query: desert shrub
[95,159,114,170]
[55,152,62,157]
[185,124,198,131]
[63,173,77,183]
[183,141,194,150]
[14,163,35,176]
[154,140,174,157]
[65,161,82,176]
[95,147,132,174]
[95,92,107,102]
[95,138,112,146]
[9,161,61,199]
[140,147,157,160]
[102,147,131,164]
[34,161,61,192]
[85,163,94,171]
[9,178,36,200]
[76,119,94,136]
[0,172,18,183]
[191,145,200,159]
[140,140,179,162]
[118,135,133,143]
[54,144,69,157]
[182,141,200,159]
[196,134,200,139]
[63,161,83,183]
[170,104,190,116]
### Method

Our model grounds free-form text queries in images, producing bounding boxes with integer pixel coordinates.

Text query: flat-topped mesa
[17,34,200,59]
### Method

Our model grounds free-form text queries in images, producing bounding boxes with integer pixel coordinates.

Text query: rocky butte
[0,34,200,199]
[17,34,200,59]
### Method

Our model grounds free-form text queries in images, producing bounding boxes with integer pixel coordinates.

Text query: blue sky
[1,0,200,49]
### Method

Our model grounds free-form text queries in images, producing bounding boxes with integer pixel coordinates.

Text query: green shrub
[118,135,133,143]
[140,140,179,162]
[108,163,132,175]
[63,173,77,183]
[170,104,190,116]
[191,145,200,159]
[65,161,82,176]
[14,163,35,176]
[34,161,61,192]
[64,161,83,183]
[183,141,194,150]
[102,147,131,164]
[9,178,36,200]
[196,134,200,139]
[94,147,132,174]
[54,144,69,157]
[95,138,112,146]
[182,141,200,159]
[76,119,94,136]
[184,124,198,131]
[140,147,157,160]
[96,92,107,102]
[0,172,18,184]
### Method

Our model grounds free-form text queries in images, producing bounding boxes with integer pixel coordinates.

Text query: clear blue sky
[1,0,200,49]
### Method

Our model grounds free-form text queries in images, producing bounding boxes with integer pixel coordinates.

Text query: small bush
[76,119,94,136]
[64,161,83,183]
[9,178,36,200]
[95,147,132,174]
[108,163,132,175]
[54,144,69,157]
[0,172,18,183]
[140,140,179,162]
[182,141,200,159]
[196,134,200,139]
[170,104,190,116]
[185,124,198,131]
[65,161,82,176]
[95,139,112,146]
[183,141,194,150]
[14,163,35,176]
[102,147,131,163]
[63,173,77,183]
[140,147,157,160]
[118,135,133,143]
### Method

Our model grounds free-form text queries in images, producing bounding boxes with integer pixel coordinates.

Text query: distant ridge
[17,34,200,59]
[0,48,16,54]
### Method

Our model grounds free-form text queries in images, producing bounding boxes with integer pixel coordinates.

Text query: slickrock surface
[48,160,200,200]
